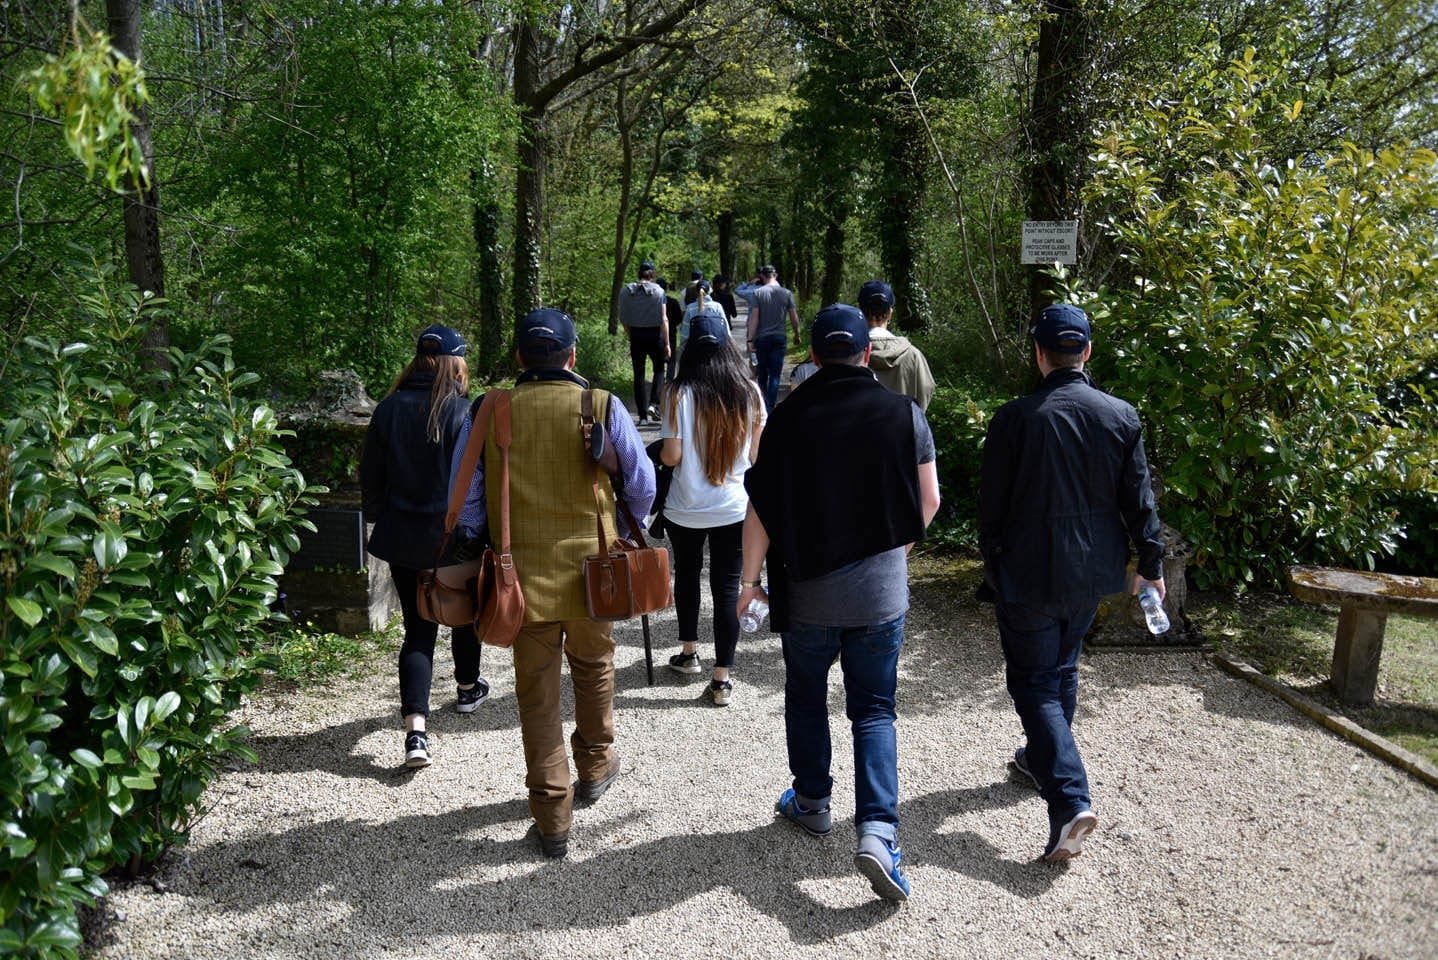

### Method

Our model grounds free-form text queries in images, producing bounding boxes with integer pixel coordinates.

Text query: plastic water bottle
[1138,584,1170,635]
[739,597,769,633]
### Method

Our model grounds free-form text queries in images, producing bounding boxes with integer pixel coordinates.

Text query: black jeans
[390,565,481,717]
[629,326,666,414]
[667,519,743,669]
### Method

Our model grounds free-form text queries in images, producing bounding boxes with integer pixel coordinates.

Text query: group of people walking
[359,280,1165,902]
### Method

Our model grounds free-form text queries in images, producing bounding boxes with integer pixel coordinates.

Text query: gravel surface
[90,556,1438,960]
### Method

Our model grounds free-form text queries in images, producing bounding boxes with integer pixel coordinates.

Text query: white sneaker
[1044,809,1098,862]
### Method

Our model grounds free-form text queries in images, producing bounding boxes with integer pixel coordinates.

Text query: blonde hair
[388,353,471,442]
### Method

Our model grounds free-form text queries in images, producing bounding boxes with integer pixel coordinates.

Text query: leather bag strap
[494,390,514,559]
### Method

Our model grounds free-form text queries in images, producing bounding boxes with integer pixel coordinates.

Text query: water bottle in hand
[739,597,769,633]
[1138,584,1170,635]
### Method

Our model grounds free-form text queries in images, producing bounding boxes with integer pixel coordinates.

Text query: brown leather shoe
[575,753,622,804]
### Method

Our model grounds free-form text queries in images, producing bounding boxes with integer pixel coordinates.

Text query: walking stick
[642,613,654,686]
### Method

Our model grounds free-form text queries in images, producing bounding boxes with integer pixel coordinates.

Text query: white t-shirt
[660,381,766,528]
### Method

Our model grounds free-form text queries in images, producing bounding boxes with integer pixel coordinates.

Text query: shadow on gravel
[248,693,524,784]
[173,785,1056,944]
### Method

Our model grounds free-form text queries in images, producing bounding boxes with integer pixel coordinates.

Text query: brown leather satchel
[580,391,673,621]
[417,390,526,646]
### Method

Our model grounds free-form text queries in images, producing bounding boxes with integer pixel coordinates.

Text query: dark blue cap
[691,270,704,281]
[639,260,656,274]
[688,312,730,345]
[417,325,467,357]
[811,304,869,359]
[516,308,577,350]
[1031,304,1091,353]
[857,280,895,312]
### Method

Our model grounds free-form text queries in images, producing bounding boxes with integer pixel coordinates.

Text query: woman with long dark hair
[659,312,765,705]
[361,326,490,767]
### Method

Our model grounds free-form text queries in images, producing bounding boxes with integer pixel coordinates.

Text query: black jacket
[745,363,924,629]
[360,373,471,570]
[978,368,1163,613]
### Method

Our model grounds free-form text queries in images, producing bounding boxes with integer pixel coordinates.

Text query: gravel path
[90,557,1438,960]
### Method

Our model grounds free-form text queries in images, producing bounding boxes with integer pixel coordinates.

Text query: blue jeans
[754,336,786,412]
[996,601,1096,825]
[782,616,904,841]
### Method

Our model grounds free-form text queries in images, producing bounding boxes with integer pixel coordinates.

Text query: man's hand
[664,341,672,359]
[1131,573,1166,600]
[736,582,769,622]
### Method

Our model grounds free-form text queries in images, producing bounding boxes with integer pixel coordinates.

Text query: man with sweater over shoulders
[979,303,1165,863]
[739,304,941,902]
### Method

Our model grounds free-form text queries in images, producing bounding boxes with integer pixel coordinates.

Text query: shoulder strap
[493,390,514,560]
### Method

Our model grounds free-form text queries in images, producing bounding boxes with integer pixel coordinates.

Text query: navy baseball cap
[416,325,467,357]
[516,308,577,350]
[1031,304,1091,353]
[690,269,704,281]
[689,312,730,345]
[639,260,656,274]
[811,304,869,359]
[857,280,895,312]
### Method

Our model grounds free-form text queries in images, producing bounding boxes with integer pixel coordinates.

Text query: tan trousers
[512,619,616,835]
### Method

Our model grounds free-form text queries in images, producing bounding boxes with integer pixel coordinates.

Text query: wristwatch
[740,578,762,588]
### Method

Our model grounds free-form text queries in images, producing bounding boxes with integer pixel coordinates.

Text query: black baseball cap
[417,325,467,357]
[811,304,869,359]
[1031,304,1091,353]
[516,308,577,351]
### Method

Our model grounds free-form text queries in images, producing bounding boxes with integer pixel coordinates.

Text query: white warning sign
[1021,220,1078,264]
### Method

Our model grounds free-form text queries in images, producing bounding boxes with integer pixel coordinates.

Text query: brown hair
[666,337,754,486]
[1039,346,1085,370]
[388,353,471,442]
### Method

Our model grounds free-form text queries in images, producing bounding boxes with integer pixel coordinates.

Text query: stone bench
[1286,565,1438,705]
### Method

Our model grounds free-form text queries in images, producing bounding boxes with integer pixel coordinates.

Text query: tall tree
[107,0,168,360]
[510,0,710,325]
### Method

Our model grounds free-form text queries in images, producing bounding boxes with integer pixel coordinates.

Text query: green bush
[0,281,311,957]
[923,381,1008,549]
[1064,39,1438,587]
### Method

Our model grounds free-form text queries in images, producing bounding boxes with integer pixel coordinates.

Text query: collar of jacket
[806,361,879,387]
[400,371,436,391]
[1039,368,1094,390]
[516,367,589,388]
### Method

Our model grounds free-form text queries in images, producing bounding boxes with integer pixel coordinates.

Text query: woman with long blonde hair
[360,325,489,767]
[659,312,765,705]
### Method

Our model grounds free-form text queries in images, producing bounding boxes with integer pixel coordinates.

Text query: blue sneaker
[1009,747,1039,790]
[855,834,911,902]
[1044,808,1098,863]
[775,788,832,838]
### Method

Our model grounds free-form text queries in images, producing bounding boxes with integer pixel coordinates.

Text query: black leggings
[390,565,481,717]
[629,326,666,413]
[667,519,743,669]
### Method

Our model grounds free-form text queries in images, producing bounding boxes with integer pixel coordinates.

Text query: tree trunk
[821,206,845,306]
[471,161,505,376]
[1026,0,1091,324]
[107,0,168,365]
[608,76,635,336]
[717,211,734,280]
[512,16,544,324]
[877,108,931,332]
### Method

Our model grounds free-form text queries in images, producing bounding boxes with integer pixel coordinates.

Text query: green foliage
[0,269,311,957]
[1066,39,1438,588]
[158,1,513,396]
[921,381,1008,549]
[262,620,387,685]
[24,26,150,193]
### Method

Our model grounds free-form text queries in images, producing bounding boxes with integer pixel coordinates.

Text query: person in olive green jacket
[857,280,935,411]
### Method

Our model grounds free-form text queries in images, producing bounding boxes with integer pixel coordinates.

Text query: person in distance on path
[978,303,1165,863]
[857,280,935,411]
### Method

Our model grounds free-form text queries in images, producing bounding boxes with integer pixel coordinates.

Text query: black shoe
[456,679,490,714]
[576,753,622,803]
[538,828,568,859]
[667,651,702,676]
[404,730,431,768]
